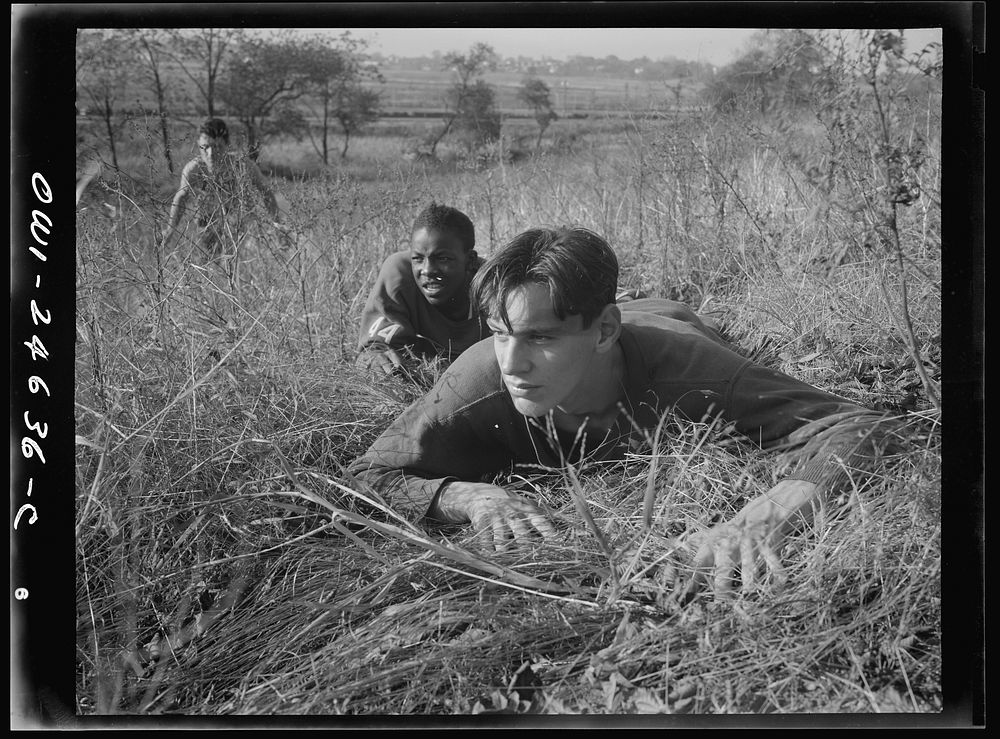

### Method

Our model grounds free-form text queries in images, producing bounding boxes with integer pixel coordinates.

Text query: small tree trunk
[427,116,454,158]
[103,97,118,169]
[159,108,174,174]
[322,99,330,165]
[341,130,350,159]
[141,37,174,174]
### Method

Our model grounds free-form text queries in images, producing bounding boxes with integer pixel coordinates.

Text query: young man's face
[488,282,604,418]
[410,227,471,306]
[198,133,227,171]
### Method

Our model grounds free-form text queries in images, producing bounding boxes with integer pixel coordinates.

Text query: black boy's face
[410,227,471,307]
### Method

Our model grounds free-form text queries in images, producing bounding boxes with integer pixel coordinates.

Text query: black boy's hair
[472,227,619,330]
[411,202,475,252]
[199,118,230,143]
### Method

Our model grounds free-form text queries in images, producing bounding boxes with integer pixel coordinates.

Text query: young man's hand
[682,479,822,599]
[432,481,556,551]
[357,347,405,376]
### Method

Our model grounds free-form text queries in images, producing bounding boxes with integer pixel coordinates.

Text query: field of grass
[74,81,943,719]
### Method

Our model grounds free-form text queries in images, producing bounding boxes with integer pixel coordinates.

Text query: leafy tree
[219,31,313,151]
[76,29,135,169]
[127,28,176,173]
[426,42,499,158]
[331,86,381,159]
[517,76,558,150]
[299,33,383,163]
[162,28,246,118]
[703,29,825,114]
[449,79,501,154]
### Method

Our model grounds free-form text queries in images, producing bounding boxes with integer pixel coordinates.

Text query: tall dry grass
[75,72,941,716]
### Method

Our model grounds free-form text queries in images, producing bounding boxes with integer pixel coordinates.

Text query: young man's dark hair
[199,118,230,143]
[411,202,476,252]
[473,227,618,331]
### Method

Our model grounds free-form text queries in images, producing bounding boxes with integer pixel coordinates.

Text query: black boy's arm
[357,256,437,368]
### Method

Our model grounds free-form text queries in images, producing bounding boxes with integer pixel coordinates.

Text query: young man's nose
[498,337,532,376]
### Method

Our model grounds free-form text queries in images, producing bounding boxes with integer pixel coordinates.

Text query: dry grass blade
[272,445,593,598]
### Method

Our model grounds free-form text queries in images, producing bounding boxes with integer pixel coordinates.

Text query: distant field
[375,66,704,116]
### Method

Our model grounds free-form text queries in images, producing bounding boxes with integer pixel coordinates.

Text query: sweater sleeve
[356,253,436,366]
[724,362,903,493]
[346,343,515,520]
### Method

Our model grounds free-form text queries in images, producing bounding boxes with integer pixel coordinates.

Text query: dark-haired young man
[161,118,282,254]
[348,227,899,596]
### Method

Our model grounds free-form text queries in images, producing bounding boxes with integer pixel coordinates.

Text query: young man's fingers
[759,538,785,588]
[527,513,557,538]
[507,517,532,543]
[491,520,511,551]
[712,543,736,598]
[679,569,707,604]
[739,535,757,594]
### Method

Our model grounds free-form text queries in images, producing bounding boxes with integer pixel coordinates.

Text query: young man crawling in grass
[356,204,720,378]
[348,227,899,596]
[356,203,490,377]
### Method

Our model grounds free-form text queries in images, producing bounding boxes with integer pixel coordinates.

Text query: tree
[76,29,135,169]
[703,29,825,114]
[517,76,558,151]
[299,33,383,163]
[128,28,176,173]
[450,79,501,154]
[332,86,381,159]
[162,28,245,118]
[426,42,499,158]
[219,31,314,151]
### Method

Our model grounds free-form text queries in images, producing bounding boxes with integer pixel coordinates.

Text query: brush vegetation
[75,39,942,716]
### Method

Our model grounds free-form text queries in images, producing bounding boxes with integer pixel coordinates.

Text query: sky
[323,27,943,68]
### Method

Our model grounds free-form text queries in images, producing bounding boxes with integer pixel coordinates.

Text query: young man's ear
[595,303,622,351]
[466,249,479,271]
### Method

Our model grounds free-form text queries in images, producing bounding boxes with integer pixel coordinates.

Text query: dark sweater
[348,300,890,520]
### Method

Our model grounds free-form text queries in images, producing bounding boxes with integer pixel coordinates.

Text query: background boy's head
[197,118,230,170]
[409,203,477,308]
[472,227,619,331]
[199,118,230,143]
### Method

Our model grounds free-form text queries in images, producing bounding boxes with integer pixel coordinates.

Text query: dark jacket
[348,300,890,520]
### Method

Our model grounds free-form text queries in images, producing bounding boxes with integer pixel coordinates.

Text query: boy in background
[161,118,282,254]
